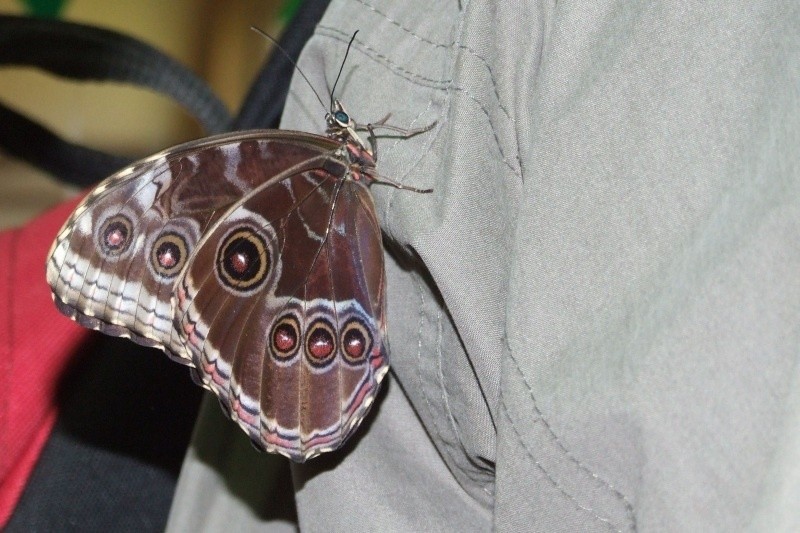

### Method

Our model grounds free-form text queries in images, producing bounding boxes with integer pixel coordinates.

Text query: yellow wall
[0,0,284,227]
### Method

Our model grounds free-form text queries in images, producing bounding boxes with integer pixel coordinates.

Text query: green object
[18,0,68,18]
[279,0,303,23]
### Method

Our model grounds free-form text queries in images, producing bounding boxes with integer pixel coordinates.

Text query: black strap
[0,1,331,187]
[0,101,133,188]
[0,15,231,131]
[235,0,332,129]
[0,14,231,185]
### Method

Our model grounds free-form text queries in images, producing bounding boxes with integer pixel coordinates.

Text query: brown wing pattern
[175,164,388,461]
[47,132,338,362]
[47,129,389,462]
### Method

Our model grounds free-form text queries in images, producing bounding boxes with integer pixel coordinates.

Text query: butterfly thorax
[340,139,377,184]
[325,100,375,181]
[325,101,377,185]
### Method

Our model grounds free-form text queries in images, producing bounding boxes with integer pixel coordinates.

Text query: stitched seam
[353,0,453,48]
[454,43,514,121]
[451,86,522,177]
[408,280,496,493]
[435,307,464,443]
[413,274,451,453]
[341,0,501,490]
[357,4,461,461]
[352,0,515,126]
[317,26,452,89]
[382,101,435,232]
[432,308,493,495]
[381,103,432,167]
[499,395,623,532]
[504,345,637,529]
[315,28,522,180]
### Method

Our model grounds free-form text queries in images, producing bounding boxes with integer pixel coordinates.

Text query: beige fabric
[167,1,800,531]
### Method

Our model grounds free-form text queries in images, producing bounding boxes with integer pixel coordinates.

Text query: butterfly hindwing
[175,161,388,461]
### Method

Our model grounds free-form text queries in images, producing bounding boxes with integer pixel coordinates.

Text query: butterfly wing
[46,130,340,358]
[47,130,389,461]
[175,160,388,461]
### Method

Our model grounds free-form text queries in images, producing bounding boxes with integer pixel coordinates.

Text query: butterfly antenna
[330,31,359,110]
[250,26,327,112]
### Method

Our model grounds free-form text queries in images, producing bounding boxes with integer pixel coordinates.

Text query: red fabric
[0,198,91,527]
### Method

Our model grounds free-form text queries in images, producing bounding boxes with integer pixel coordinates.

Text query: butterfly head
[325,100,373,160]
[326,100,353,130]
[325,99,361,144]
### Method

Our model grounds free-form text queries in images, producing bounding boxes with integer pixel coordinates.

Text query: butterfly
[45,34,432,462]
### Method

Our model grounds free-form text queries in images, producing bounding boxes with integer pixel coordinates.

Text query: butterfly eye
[333,110,350,125]
[305,319,337,368]
[269,315,301,363]
[98,214,134,257]
[341,318,373,365]
[217,227,271,292]
[150,232,188,279]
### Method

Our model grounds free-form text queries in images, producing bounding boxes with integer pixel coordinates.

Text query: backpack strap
[0,14,231,185]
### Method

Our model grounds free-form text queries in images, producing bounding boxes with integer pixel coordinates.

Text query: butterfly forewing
[47,132,339,357]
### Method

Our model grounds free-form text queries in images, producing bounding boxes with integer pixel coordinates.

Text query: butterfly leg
[366,123,379,160]
[357,114,437,162]
[356,117,436,139]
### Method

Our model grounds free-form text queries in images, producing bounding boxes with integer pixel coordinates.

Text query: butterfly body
[47,107,393,461]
